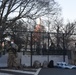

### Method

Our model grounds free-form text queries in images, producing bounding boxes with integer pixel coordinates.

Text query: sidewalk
[0,68,41,75]
[0,73,13,75]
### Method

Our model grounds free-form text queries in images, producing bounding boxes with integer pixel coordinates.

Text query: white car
[57,62,76,69]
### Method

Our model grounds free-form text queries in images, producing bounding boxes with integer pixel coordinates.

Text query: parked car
[56,62,76,69]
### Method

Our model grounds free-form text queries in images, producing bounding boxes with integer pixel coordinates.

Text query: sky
[9,0,76,25]
[56,0,76,24]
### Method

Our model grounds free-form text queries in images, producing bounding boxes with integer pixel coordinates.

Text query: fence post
[30,32,33,67]
[47,32,50,63]
[63,33,65,62]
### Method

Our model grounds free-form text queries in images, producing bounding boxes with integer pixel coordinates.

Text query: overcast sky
[56,0,76,24]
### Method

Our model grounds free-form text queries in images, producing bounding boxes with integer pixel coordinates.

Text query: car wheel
[64,68,69,69]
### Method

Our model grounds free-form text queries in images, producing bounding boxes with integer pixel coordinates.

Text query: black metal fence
[0,31,74,55]
[1,30,76,66]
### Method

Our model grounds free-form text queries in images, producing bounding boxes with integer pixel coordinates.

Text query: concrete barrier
[0,52,68,67]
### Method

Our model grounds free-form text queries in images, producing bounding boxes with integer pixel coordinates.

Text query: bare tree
[0,0,60,29]
[51,19,76,50]
[63,22,76,49]
[0,0,61,41]
[52,17,63,49]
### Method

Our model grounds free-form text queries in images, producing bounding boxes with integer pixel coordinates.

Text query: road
[38,68,76,75]
[0,68,76,75]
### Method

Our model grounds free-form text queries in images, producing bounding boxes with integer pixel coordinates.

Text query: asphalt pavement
[0,68,76,75]
[38,68,76,75]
